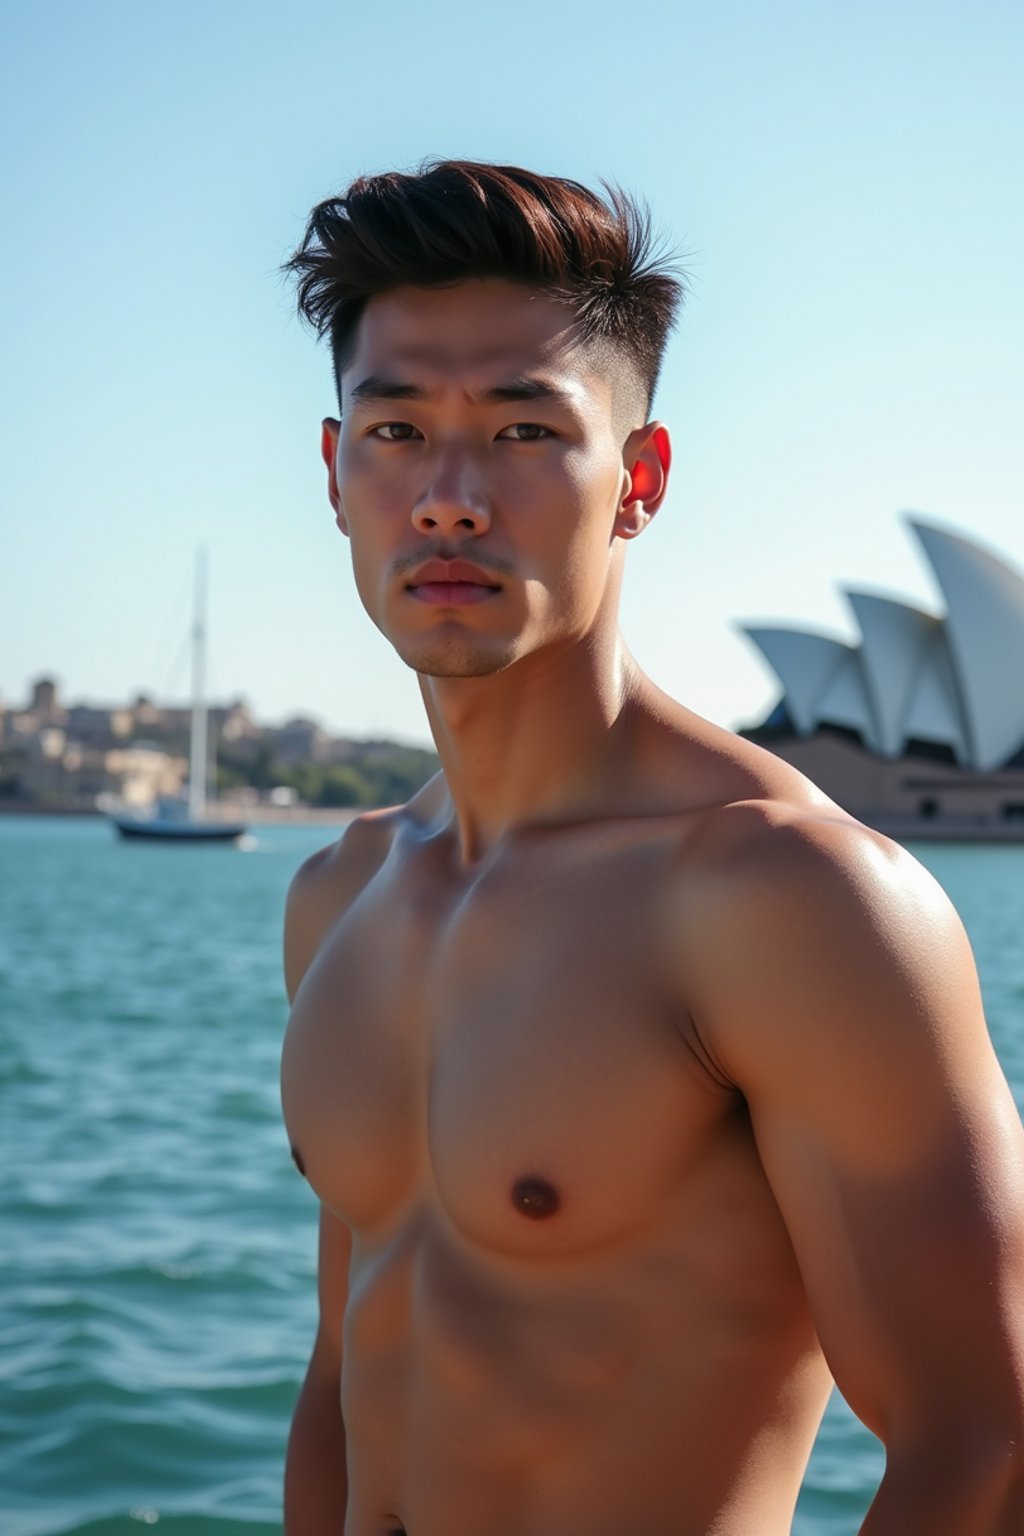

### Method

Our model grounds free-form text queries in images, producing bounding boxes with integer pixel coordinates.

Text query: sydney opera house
[738,516,1024,840]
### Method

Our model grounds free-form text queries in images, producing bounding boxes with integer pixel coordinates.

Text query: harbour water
[1,816,1022,1536]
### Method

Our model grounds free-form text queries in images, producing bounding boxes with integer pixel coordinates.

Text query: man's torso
[281,730,844,1536]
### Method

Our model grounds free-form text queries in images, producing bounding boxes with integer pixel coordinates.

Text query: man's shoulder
[642,705,898,890]
[283,775,444,1002]
[282,813,395,1004]
[667,792,975,1091]
[637,709,960,980]
[668,786,965,998]
[288,769,446,907]
[289,805,402,899]
[679,790,918,909]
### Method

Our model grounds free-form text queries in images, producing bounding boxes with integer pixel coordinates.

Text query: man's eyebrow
[348,374,579,408]
[478,377,576,406]
[349,375,429,404]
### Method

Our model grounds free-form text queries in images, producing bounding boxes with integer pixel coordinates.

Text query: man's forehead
[350,286,593,385]
[361,278,577,337]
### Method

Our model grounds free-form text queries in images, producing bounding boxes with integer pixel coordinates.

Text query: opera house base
[740,726,1024,844]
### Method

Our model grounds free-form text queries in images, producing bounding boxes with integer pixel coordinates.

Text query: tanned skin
[280,278,1024,1535]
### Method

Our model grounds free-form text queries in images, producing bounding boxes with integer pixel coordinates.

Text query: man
[279,160,1024,1535]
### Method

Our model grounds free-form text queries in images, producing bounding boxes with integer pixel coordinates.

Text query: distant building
[130,693,166,731]
[30,677,63,720]
[220,698,260,742]
[740,516,1024,837]
[267,716,330,765]
[1,678,203,809]
[102,744,187,807]
[64,704,134,743]
[1,667,437,815]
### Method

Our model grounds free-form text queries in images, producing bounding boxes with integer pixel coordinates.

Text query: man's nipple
[290,1144,307,1179]
[511,1175,560,1220]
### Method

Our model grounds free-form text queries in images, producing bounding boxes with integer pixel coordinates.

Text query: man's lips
[411,583,497,606]
[405,558,503,607]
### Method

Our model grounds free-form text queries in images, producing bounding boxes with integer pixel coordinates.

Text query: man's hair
[284,159,686,416]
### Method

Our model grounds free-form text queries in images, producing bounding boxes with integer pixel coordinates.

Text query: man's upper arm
[678,808,1024,1449]
[283,814,393,1005]
[283,818,391,1368]
[283,837,348,1008]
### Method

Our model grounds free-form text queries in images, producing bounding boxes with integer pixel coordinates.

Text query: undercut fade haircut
[284,159,687,416]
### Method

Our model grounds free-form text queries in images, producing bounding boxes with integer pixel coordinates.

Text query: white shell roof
[910,519,1024,771]
[741,516,1024,770]
[842,592,938,757]
[740,629,859,737]
[900,628,970,764]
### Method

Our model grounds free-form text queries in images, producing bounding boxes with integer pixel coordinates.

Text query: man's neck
[419,627,643,865]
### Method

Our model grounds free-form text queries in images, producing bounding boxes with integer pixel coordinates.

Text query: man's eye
[371,422,422,441]
[497,423,553,442]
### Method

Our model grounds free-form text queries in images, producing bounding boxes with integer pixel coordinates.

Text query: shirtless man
[278,160,1024,1535]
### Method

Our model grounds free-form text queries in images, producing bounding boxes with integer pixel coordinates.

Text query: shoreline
[0,802,358,825]
[3,803,1023,842]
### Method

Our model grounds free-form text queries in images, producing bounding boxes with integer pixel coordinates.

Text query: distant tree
[214,762,249,793]
[261,745,438,809]
[314,765,376,808]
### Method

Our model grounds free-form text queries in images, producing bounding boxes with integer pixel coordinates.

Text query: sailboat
[111,550,247,843]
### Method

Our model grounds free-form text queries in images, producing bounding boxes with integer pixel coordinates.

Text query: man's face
[321,278,669,679]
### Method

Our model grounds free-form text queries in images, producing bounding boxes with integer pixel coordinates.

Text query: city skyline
[3,2,1022,747]
[1,669,428,743]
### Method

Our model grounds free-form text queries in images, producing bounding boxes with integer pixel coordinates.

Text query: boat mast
[188,548,208,821]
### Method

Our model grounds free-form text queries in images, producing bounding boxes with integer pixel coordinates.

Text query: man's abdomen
[339,1196,831,1536]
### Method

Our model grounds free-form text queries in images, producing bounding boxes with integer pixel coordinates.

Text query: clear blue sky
[2,0,1022,746]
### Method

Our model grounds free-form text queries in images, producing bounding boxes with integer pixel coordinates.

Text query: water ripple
[2,819,1020,1536]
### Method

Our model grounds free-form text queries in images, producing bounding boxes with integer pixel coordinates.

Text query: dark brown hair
[284,159,686,414]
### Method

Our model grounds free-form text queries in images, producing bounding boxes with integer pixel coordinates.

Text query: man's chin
[394,637,518,679]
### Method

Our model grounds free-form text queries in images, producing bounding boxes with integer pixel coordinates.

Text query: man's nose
[411,455,492,538]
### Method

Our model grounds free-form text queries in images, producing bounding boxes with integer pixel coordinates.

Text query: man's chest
[280,832,730,1255]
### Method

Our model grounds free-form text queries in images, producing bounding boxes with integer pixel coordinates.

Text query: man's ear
[321,418,348,537]
[615,423,671,540]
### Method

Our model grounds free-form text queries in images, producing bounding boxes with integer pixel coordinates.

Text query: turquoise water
[1,817,1021,1536]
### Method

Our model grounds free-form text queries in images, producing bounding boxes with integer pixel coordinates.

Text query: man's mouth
[405,558,503,607]
[410,582,498,606]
